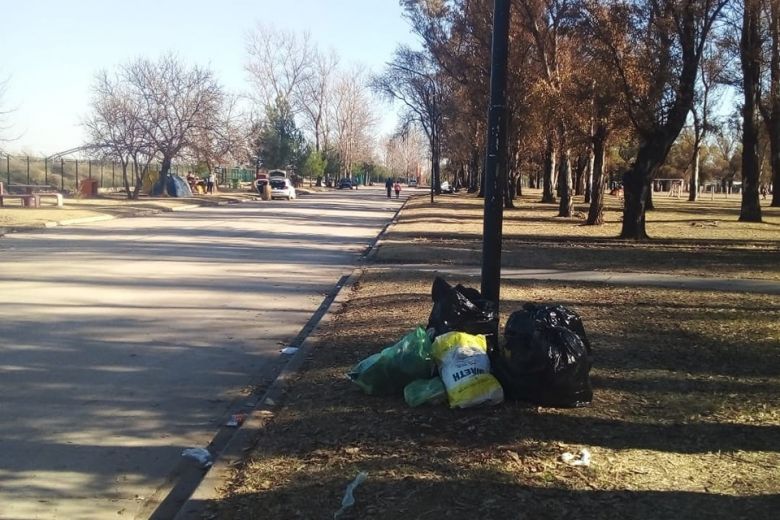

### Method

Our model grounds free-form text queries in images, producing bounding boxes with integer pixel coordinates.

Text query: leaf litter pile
[212,272,780,519]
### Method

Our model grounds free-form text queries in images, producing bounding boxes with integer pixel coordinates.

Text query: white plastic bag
[432,331,504,408]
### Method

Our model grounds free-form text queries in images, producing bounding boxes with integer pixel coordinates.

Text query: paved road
[0,187,407,519]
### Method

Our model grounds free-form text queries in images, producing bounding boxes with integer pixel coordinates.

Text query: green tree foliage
[301,148,327,178]
[253,96,305,170]
[323,146,343,177]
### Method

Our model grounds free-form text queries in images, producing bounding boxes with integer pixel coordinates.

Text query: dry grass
[212,271,780,520]
[0,191,260,229]
[207,192,780,518]
[377,189,780,280]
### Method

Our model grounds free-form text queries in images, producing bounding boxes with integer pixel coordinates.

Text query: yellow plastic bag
[432,331,504,408]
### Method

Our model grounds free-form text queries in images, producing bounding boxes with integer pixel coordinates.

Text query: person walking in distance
[394,180,401,199]
[385,177,393,198]
[207,171,216,194]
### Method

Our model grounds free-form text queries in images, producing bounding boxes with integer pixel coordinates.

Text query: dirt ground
[208,192,780,520]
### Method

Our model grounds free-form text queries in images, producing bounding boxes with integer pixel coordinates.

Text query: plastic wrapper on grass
[348,327,435,396]
[492,304,593,408]
[427,277,498,340]
[404,376,447,407]
[432,331,504,408]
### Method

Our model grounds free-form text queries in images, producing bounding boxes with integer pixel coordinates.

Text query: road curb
[170,268,364,520]
[165,204,202,212]
[52,214,118,226]
[362,194,414,262]
[169,195,412,519]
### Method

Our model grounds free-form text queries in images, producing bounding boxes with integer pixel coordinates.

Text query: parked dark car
[338,178,354,190]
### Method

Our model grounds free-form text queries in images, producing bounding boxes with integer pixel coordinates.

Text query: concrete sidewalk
[370,264,780,295]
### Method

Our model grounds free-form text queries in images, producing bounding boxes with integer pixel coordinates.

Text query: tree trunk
[689,142,700,201]
[585,145,594,203]
[509,148,521,201]
[557,147,573,217]
[506,146,516,205]
[121,161,132,200]
[574,154,587,196]
[541,136,556,203]
[620,140,669,239]
[585,108,595,204]
[646,179,655,210]
[431,157,438,202]
[505,174,516,208]
[431,133,441,201]
[773,152,780,206]
[132,159,144,200]
[586,127,607,225]
[769,0,780,207]
[156,155,172,196]
[469,147,479,193]
[314,116,321,153]
[741,0,764,222]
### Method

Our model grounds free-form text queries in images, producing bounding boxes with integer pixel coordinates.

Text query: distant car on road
[440,181,453,194]
[408,179,418,187]
[270,178,296,200]
[338,178,354,190]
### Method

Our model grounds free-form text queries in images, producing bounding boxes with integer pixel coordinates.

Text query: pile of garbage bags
[348,277,593,409]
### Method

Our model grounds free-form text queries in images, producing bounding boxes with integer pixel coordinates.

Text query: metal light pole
[481,0,511,307]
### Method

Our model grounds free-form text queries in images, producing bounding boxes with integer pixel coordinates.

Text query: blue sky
[0,0,418,155]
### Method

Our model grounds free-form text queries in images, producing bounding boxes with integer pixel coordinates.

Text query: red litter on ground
[226,413,248,427]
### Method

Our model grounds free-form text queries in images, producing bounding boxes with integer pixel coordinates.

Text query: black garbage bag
[426,277,498,339]
[492,303,593,408]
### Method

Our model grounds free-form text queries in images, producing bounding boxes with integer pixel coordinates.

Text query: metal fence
[0,154,254,193]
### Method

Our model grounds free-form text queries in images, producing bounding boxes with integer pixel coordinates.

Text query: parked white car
[270,178,296,200]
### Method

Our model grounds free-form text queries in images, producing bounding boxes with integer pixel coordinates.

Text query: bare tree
[758,0,780,206]
[84,70,148,198]
[85,55,226,196]
[123,55,223,191]
[383,128,428,180]
[689,42,725,201]
[298,50,339,152]
[0,75,19,147]
[245,24,314,113]
[372,47,446,200]
[188,94,246,174]
[741,0,763,221]
[330,68,377,178]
